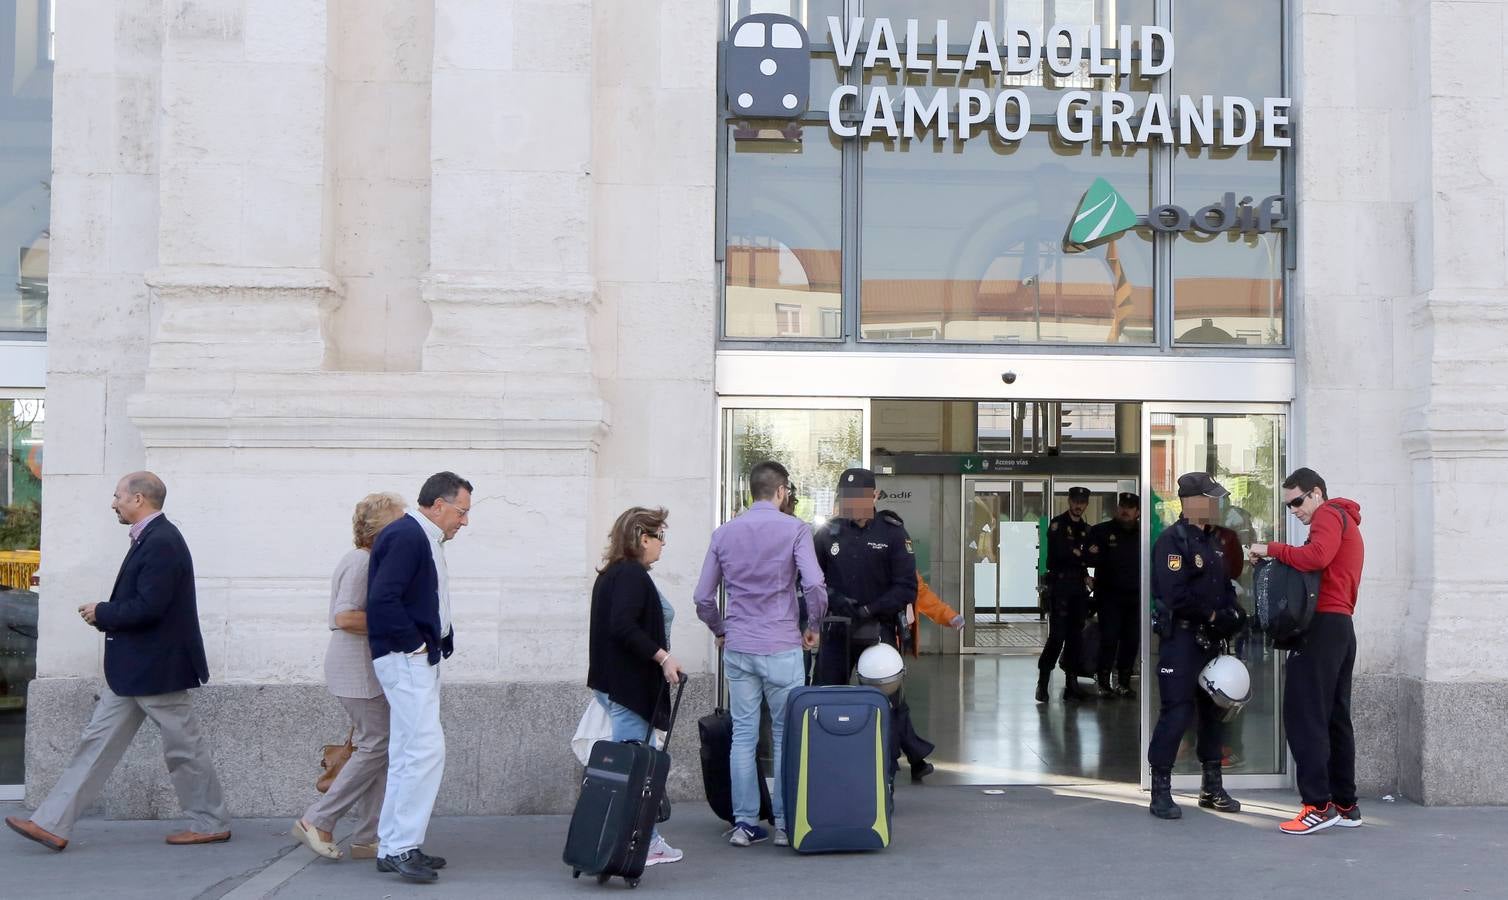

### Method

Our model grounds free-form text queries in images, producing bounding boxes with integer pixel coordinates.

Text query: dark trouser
[1097,591,1140,677]
[1147,628,1223,768]
[1284,612,1357,807]
[1039,580,1089,675]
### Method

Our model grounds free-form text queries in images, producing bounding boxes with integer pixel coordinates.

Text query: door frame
[1139,401,1295,792]
[957,475,1049,654]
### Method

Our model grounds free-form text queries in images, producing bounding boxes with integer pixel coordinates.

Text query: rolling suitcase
[563,675,686,888]
[697,707,775,826]
[781,684,892,854]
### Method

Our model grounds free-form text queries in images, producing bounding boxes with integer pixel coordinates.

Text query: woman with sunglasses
[586,506,685,866]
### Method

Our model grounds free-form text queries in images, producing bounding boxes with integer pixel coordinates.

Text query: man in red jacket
[1249,467,1365,835]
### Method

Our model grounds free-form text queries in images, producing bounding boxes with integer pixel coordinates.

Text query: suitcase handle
[646,673,689,746]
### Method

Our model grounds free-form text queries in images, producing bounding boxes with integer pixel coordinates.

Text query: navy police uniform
[1037,491,1093,696]
[1146,472,1245,819]
[812,469,931,779]
[1086,494,1141,694]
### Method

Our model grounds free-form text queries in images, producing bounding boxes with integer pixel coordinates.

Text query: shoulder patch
[904,538,914,554]
[1167,555,1183,572]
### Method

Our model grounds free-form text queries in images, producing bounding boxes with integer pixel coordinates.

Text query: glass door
[960,477,1048,653]
[1140,404,1290,790]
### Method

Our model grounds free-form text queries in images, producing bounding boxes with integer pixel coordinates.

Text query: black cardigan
[586,559,669,730]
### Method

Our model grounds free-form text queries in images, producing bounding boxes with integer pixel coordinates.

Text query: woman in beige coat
[292,492,407,860]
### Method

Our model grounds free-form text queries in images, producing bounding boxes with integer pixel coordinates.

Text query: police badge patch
[1050,522,1059,532]
[1194,554,1204,568]
[1167,555,1183,571]
[829,542,840,556]
[905,539,914,554]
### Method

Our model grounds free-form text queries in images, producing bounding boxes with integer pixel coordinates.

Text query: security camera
[1001,371,1017,385]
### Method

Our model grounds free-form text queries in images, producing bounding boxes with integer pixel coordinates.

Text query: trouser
[1097,591,1141,678]
[1284,613,1357,807]
[303,694,390,846]
[724,648,804,826]
[1147,628,1223,768]
[594,691,663,840]
[1039,580,1089,675]
[373,652,445,858]
[32,686,230,839]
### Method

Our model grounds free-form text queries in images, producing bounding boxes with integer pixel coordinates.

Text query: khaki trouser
[32,686,230,838]
[302,695,390,845]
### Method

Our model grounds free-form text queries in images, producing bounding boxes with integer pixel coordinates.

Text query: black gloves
[1208,606,1247,638]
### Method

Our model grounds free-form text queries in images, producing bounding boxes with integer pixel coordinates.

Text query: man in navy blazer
[367,471,471,883]
[7,472,231,852]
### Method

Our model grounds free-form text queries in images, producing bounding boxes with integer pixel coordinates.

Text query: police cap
[1117,492,1140,508]
[1176,472,1229,499]
[837,467,877,495]
[1066,486,1090,501]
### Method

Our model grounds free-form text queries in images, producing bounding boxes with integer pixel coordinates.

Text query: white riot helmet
[1198,655,1251,722]
[856,643,905,696]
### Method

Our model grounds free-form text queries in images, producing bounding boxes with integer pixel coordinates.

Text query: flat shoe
[6,816,66,851]
[165,829,232,845]
[291,820,341,859]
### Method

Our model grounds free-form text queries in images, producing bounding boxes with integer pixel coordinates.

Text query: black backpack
[1253,505,1350,648]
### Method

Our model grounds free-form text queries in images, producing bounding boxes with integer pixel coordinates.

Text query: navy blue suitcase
[781,685,892,853]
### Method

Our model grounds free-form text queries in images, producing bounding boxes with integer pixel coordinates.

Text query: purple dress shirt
[694,501,828,655]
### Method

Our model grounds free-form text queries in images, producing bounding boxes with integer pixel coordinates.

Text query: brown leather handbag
[316,727,355,793]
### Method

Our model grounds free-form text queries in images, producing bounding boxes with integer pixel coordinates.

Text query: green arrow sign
[1063,177,1139,253]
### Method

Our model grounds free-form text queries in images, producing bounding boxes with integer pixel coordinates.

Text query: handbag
[316,727,355,793]
[571,699,614,766]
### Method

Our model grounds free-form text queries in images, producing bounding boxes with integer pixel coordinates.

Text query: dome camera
[1001,371,1017,385]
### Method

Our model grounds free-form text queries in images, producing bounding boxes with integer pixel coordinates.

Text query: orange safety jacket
[906,574,961,657]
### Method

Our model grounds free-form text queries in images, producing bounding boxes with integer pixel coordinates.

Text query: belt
[1174,618,1199,632]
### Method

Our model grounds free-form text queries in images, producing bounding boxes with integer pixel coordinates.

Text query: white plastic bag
[571,699,613,765]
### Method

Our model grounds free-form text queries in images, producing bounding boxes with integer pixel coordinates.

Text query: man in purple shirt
[695,460,827,848]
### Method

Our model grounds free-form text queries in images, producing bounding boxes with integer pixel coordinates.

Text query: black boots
[1115,670,1136,698]
[1198,762,1242,813]
[1035,670,1050,703]
[1062,676,1090,701]
[1097,672,1115,697]
[1149,766,1181,819]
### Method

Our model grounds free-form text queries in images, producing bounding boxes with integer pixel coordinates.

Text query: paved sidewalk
[6,785,1508,898]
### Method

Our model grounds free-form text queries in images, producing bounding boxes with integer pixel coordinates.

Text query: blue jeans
[594,691,661,840]
[724,647,804,826]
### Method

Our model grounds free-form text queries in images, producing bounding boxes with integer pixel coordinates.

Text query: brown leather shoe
[6,816,67,851]
[350,841,379,859]
[165,829,232,845]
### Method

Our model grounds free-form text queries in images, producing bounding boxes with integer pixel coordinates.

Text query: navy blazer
[92,515,211,697]
[366,514,454,665]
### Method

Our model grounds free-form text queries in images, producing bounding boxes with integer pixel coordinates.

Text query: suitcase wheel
[596,873,611,885]
[626,877,640,888]
[572,870,580,878]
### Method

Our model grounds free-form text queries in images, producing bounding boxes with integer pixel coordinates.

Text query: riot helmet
[856,643,905,696]
[1198,655,1251,722]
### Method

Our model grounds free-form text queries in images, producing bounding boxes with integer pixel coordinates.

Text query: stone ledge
[24,676,716,819]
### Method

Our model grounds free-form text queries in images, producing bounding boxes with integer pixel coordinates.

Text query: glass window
[729,0,844,43]
[860,129,1154,343]
[1173,0,1283,102]
[725,125,844,339]
[0,397,42,786]
[722,407,864,524]
[1172,142,1285,345]
[0,6,54,333]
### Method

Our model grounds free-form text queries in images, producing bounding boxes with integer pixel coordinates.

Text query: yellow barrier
[0,550,39,591]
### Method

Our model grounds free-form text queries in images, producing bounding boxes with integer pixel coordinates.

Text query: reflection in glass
[0,398,43,786]
[723,408,864,525]
[0,7,54,332]
[1172,143,1285,345]
[860,129,1153,343]
[725,126,843,339]
[1149,411,1286,776]
[1173,0,1283,103]
[728,0,844,43]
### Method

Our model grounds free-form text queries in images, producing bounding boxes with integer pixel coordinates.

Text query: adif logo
[1063,177,1288,252]
[726,15,811,118]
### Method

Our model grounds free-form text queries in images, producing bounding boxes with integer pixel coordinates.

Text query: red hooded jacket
[1266,498,1364,616]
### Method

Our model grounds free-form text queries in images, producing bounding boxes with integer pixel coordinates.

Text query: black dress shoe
[910,760,935,783]
[416,848,447,869]
[378,849,439,883]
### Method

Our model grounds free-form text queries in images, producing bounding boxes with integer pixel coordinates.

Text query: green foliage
[0,502,40,551]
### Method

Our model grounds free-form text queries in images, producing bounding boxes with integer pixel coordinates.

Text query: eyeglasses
[1285,493,1310,510]
[646,531,666,542]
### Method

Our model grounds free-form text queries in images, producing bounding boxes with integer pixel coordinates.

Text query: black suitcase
[564,675,686,888]
[811,615,852,687]
[698,708,775,826]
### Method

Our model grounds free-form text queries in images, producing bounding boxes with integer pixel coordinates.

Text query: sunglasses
[646,531,666,542]
[1285,493,1310,510]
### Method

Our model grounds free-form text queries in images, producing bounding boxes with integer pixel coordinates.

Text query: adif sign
[725,15,1293,149]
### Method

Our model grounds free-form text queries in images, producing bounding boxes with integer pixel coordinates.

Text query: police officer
[813,468,936,783]
[1037,486,1094,703]
[1146,473,1245,820]
[1086,493,1141,699]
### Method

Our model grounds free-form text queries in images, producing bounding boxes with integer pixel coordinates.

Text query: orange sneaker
[1279,803,1339,835]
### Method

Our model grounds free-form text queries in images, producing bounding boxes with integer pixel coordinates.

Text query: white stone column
[146,0,342,374]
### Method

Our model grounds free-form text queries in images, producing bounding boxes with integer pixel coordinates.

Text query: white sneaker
[645,834,683,866]
[773,827,789,847]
